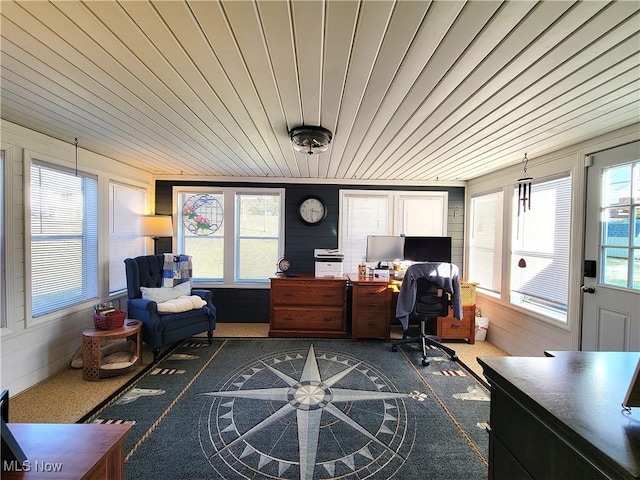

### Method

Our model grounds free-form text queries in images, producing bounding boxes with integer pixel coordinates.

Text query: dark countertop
[478,351,640,479]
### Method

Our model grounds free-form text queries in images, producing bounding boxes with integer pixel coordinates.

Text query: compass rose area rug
[86,338,490,480]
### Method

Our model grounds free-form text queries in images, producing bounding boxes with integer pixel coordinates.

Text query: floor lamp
[140,215,174,254]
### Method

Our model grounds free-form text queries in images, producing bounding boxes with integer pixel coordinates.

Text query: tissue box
[372,269,390,280]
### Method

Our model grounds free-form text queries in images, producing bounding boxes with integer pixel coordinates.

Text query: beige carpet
[10,323,507,424]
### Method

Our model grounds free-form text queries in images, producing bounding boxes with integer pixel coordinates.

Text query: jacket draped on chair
[396,262,462,330]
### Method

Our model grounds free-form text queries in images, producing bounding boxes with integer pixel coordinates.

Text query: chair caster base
[422,358,430,366]
[391,346,398,352]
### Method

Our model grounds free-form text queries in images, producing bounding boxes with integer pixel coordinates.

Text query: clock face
[298,196,327,225]
[278,258,291,272]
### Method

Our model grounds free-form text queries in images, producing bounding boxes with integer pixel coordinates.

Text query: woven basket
[93,299,126,330]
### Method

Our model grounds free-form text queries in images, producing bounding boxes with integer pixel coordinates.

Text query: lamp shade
[140,215,173,238]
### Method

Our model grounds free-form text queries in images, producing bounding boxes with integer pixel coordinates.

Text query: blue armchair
[124,255,216,362]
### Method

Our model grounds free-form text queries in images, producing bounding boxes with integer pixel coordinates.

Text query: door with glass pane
[582,141,640,351]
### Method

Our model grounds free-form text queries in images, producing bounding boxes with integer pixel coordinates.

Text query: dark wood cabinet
[269,275,348,338]
[478,352,640,480]
[438,304,475,344]
[4,423,130,479]
[351,277,392,341]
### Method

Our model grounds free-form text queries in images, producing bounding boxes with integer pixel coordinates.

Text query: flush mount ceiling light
[289,126,333,155]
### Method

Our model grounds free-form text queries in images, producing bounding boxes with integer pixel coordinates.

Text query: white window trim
[0,146,12,335]
[469,188,504,298]
[509,173,572,321]
[172,186,285,288]
[108,180,147,295]
[469,178,573,329]
[338,189,448,236]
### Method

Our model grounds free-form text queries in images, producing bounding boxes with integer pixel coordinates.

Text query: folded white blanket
[156,295,206,313]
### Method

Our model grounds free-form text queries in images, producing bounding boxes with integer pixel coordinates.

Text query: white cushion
[156,295,206,313]
[140,281,191,303]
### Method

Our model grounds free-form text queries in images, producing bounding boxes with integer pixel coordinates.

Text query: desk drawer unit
[352,281,391,341]
[269,276,348,338]
[438,304,476,344]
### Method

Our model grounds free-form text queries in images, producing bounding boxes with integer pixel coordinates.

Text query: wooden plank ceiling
[1,0,639,182]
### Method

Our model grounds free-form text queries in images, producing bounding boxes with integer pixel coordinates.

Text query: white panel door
[582,141,640,351]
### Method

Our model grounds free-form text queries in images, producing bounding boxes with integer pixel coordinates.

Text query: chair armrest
[191,289,216,324]
[191,289,213,303]
[127,298,162,329]
[128,297,158,313]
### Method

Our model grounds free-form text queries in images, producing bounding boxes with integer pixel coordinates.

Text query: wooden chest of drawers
[437,304,476,344]
[351,278,392,341]
[269,276,349,338]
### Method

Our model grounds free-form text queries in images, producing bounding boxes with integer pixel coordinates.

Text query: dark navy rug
[85,337,489,479]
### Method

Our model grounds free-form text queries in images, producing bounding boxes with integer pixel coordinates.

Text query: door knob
[581,285,595,293]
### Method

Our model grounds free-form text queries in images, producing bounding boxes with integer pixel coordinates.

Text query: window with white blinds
[340,193,390,273]
[175,187,284,284]
[339,190,448,273]
[30,161,98,317]
[109,182,146,294]
[510,173,572,319]
[469,191,503,295]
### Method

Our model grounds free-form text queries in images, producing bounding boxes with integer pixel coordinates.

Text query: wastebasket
[475,317,489,341]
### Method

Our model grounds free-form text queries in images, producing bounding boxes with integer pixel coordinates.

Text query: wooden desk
[3,423,130,479]
[478,352,640,480]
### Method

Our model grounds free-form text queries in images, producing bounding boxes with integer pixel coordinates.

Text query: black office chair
[392,277,458,366]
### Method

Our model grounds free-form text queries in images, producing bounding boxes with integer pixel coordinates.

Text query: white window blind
[469,191,503,294]
[397,194,446,235]
[510,174,572,316]
[109,182,146,293]
[30,162,98,316]
[340,193,390,273]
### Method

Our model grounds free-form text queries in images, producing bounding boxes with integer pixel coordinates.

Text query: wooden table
[478,351,640,480]
[82,321,142,381]
[3,423,130,479]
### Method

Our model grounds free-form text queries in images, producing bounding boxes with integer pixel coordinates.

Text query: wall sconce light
[140,215,173,254]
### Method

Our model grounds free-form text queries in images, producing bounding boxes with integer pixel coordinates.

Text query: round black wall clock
[297,195,327,226]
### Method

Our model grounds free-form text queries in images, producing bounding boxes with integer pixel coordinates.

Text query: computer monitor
[403,236,452,263]
[365,235,405,265]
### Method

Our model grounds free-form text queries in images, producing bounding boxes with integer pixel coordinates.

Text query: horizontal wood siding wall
[1,121,154,395]
[469,123,640,357]
[155,181,465,323]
